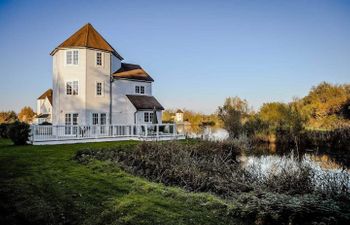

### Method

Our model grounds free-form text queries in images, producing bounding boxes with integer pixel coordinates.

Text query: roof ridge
[84,23,89,46]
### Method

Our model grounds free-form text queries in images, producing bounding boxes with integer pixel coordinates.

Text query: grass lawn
[0,139,241,225]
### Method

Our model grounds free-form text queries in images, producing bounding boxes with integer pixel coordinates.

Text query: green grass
[0,139,241,225]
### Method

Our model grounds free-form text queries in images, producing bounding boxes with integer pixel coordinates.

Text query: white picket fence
[30,124,185,145]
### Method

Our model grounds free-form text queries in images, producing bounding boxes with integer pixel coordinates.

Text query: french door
[65,113,79,135]
[92,113,107,134]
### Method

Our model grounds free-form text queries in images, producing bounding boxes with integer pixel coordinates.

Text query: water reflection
[183,125,350,170]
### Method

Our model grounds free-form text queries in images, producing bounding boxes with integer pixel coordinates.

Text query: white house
[37,23,164,127]
[35,89,53,124]
[175,109,184,123]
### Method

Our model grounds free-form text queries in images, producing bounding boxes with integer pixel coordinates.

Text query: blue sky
[0,0,349,114]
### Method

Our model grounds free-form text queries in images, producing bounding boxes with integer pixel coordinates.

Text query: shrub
[0,123,9,138]
[7,121,30,145]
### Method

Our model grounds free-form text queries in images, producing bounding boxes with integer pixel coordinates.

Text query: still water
[181,125,350,170]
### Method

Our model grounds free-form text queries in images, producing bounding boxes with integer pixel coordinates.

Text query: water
[183,125,350,170]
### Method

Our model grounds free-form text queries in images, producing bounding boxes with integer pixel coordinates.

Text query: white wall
[135,110,162,124]
[52,48,87,125]
[114,79,152,96]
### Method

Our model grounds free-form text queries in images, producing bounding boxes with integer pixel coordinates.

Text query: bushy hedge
[7,121,30,145]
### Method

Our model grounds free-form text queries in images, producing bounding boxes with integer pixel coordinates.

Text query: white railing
[30,124,184,142]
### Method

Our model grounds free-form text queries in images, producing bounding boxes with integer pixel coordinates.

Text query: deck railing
[30,124,183,142]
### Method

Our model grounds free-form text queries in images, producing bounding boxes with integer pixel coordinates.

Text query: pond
[181,125,350,170]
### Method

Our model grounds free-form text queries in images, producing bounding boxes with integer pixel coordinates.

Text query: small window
[135,86,140,94]
[144,112,149,122]
[96,82,103,96]
[140,86,145,94]
[66,50,79,65]
[96,52,102,66]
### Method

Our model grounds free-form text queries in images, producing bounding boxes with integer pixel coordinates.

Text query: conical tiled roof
[50,23,123,60]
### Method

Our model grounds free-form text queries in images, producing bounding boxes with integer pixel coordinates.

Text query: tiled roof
[50,23,123,60]
[126,95,164,110]
[113,63,154,82]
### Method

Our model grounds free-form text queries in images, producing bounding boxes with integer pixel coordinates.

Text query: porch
[30,124,185,145]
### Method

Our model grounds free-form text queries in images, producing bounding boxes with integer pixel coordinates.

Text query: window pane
[150,112,153,122]
[92,113,99,125]
[72,114,79,125]
[73,81,79,95]
[140,86,145,94]
[96,82,102,96]
[144,112,149,122]
[135,86,140,93]
[100,113,106,125]
[73,51,79,65]
[66,82,72,95]
[96,52,102,66]
[65,114,71,125]
[66,51,72,64]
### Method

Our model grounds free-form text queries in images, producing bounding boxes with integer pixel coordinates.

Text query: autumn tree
[218,97,250,138]
[0,111,18,124]
[18,106,35,123]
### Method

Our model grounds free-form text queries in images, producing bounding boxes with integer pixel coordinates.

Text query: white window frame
[96,52,103,67]
[65,80,79,96]
[135,85,145,95]
[95,81,104,97]
[65,50,79,66]
[144,112,149,122]
[64,113,79,135]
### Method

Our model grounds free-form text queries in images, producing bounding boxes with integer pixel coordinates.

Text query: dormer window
[96,52,102,66]
[66,50,79,65]
[135,85,145,94]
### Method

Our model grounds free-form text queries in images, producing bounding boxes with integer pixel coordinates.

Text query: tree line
[218,82,350,149]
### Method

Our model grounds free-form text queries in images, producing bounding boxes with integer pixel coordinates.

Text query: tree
[18,106,35,123]
[300,82,350,128]
[259,102,289,130]
[0,111,18,124]
[218,97,250,138]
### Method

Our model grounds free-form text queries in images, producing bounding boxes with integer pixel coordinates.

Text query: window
[100,113,107,125]
[65,113,79,135]
[66,51,72,64]
[66,50,79,65]
[66,82,72,95]
[149,112,154,122]
[72,81,78,95]
[92,113,99,125]
[96,52,102,66]
[66,81,79,95]
[65,114,71,126]
[96,82,103,96]
[144,112,149,122]
[135,86,145,94]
